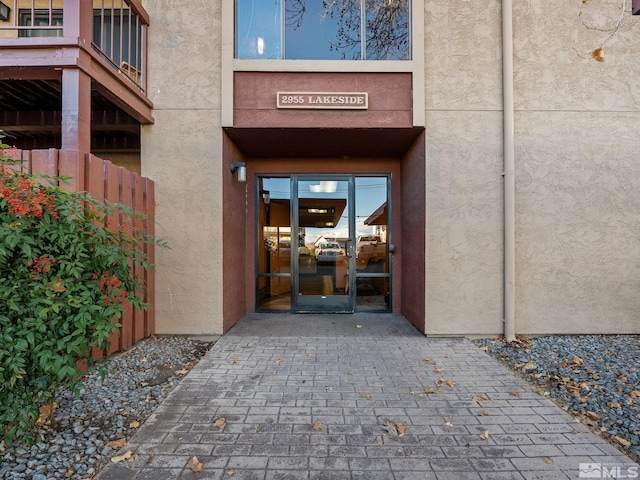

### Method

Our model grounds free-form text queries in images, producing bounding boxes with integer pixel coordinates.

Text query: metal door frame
[292,175,356,313]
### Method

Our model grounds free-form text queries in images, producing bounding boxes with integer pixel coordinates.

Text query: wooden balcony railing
[0,0,149,92]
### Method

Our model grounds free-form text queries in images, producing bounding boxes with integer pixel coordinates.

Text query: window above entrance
[235,0,411,60]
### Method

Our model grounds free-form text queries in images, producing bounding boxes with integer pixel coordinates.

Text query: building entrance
[256,175,391,313]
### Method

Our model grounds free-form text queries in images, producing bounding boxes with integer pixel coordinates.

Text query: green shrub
[0,142,159,444]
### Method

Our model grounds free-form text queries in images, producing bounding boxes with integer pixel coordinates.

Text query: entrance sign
[277,92,368,110]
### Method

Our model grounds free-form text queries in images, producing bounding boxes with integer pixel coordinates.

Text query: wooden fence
[11,148,155,359]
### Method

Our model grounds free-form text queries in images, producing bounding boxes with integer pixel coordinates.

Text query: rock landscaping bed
[474,335,640,463]
[0,336,213,479]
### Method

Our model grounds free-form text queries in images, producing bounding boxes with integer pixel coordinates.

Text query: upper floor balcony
[0,0,152,158]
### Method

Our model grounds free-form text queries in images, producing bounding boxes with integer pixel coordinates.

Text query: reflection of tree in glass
[286,0,307,30]
[362,0,409,60]
[286,0,409,60]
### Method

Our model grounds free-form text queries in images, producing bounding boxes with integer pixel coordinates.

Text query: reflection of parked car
[315,242,343,263]
[356,235,386,270]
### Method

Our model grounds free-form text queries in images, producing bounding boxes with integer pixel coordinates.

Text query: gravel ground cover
[474,335,640,462]
[0,336,213,479]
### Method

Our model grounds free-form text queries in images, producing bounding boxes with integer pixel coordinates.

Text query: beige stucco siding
[141,0,223,335]
[513,0,640,334]
[425,111,505,335]
[424,0,505,335]
[137,0,640,336]
[425,0,640,335]
[515,112,640,334]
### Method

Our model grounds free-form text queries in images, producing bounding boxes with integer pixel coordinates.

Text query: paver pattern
[97,314,638,479]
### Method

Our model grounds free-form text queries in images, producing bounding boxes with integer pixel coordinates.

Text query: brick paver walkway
[97,314,638,479]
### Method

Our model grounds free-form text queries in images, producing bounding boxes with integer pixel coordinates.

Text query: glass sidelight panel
[257,177,292,310]
[355,177,390,311]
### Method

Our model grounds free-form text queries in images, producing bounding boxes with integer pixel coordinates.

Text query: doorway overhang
[223,127,423,158]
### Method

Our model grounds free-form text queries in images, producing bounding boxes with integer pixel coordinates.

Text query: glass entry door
[256,175,391,313]
[294,177,354,312]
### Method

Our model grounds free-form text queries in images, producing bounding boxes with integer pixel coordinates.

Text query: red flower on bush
[0,172,59,219]
[29,255,56,280]
[98,272,128,306]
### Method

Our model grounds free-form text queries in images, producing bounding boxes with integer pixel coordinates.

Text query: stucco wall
[138,0,639,336]
[425,0,640,335]
[513,1,640,334]
[141,0,223,335]
[424,0,505,335]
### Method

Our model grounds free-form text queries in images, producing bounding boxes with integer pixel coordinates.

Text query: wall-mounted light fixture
[0,2,11,21]
[231,161,246,182]
[261,190,270,204]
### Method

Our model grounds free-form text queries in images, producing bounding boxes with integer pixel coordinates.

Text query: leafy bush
[0,142,157,444]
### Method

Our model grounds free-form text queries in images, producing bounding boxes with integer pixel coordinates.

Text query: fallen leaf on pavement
[397,423,406,437]
[129,420,140,428]
[435,377,456,388]
[479,431,489,440]
[382,421,399,436]
[355,324,363,329]
[509,391,520,397]
[313,422,324,431]
[233,359,240,364]
[275,358,284,364]
[227,468,235,475]
[424,359,437,365]
[472,394,490,402]
[189,455,204,472]
[480,410,490,416]
[544,458,554,464]
[111,451,132,463]
[423,388,437,394]
[213,417,227,430]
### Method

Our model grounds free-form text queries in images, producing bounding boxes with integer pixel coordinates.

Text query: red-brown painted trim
[234,72,413,129]
[242,157,403,318]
